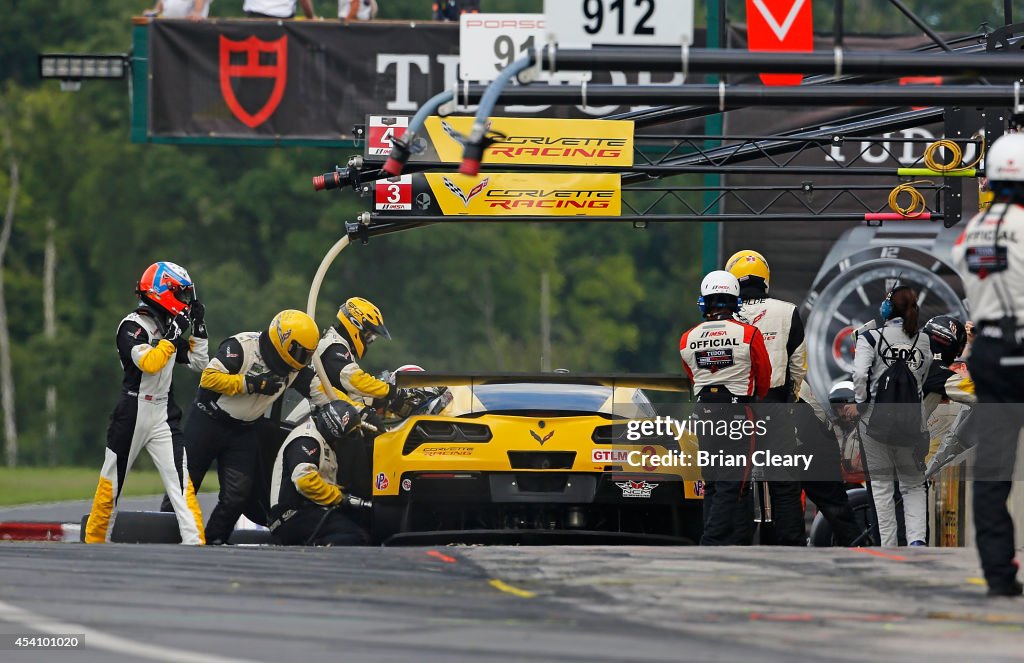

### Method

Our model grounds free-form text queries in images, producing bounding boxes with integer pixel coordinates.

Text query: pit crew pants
[794,402,861,546]
[696,389,754,546]
[738,396,805,546]
[271,507,369,546]
[86,396,204,545]
[162,407,260,544]
[859,429,927,546]
[967,337,1024,591]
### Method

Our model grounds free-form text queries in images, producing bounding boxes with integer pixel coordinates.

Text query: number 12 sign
[544,0,693,48]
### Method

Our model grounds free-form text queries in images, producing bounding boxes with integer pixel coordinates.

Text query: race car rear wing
[393,372,691,394]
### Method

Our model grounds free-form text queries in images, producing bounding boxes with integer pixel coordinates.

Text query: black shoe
[986,580,1023,597]
[207,538,233,546]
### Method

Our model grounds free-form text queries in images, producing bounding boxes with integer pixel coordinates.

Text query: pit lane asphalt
[0,543,1021,663]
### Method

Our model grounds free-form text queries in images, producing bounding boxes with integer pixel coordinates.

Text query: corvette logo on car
[530,430,554,446]
[615,480,659,498]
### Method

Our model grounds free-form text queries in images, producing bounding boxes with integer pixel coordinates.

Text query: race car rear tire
[371,502,404,545]
[80,512,273,545]
[808,487,880,547]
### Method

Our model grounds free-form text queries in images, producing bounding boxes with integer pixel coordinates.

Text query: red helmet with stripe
[136,262,195,316]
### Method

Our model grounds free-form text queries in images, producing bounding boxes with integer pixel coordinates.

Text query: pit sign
[367,116,409,156]
[544,0,694,48]
[460,14,545,83]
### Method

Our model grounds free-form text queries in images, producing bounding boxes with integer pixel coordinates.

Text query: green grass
[0,467,220,507]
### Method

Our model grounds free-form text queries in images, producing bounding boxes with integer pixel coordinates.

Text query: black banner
[147,19,706,142]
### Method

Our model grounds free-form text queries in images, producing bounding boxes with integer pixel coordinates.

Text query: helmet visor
[172,284,195,305]
[286,341,314,367]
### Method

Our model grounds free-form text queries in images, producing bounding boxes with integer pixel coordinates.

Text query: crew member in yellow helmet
[163,309,355,544]
[316,297,411,422]
[725,250,808,547]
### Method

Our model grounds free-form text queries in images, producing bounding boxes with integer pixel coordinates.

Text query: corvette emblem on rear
[530,430,554,446]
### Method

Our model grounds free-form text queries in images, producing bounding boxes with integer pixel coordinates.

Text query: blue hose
[460,55,535,175]
[382,89,454,176]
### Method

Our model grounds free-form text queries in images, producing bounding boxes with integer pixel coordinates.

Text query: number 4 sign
[367,116,409,156]
[746,0,813,86]
[375,175,413,211]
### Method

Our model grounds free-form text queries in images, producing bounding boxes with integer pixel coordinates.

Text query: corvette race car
[83,373,703,545]
[352,372,705,545]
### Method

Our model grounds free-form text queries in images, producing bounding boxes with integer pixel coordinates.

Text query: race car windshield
[468,383,646,418]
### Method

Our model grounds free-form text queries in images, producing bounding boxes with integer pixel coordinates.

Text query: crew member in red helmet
[85,262,209,544]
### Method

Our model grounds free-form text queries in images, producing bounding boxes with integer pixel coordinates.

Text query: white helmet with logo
[985,132,1024,184]
[698,270,742,314]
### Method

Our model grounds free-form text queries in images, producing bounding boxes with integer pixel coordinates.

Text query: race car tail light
[403,421,492,455]
[507,451,576,470]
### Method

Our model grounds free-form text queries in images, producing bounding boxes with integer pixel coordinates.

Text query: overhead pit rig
[312,18,1024,239]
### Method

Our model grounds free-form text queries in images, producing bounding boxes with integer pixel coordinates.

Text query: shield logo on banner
[746,0,813,86]
[219,35,288,129]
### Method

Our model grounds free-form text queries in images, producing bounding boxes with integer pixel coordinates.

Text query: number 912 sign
[544,0,693,48]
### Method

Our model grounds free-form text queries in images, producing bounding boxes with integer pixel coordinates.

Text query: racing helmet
[985,133,1024,190]
[698,270,742,314]
[268,310,319,371]
[312,401,359,442]
[136,261,195,317]
[388,364,425,385]
[724,249,770,289]
[828,380,857,404]
[923,315,967,365]
[337,297,391,359]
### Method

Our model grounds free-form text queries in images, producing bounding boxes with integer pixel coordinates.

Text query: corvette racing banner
[375,173,622,217]
[365,115,635,168]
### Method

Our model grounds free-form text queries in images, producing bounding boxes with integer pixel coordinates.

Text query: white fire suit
[85,308,208,544]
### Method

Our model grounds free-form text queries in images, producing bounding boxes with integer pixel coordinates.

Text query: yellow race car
[367,372,704,545]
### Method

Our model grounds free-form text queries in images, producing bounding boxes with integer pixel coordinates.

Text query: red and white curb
[0,522,80,542]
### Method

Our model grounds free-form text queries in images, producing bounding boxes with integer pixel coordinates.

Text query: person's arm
[145,1,165,16]
[292,365,361,407]
[188,0,206,20]
[284,438,343,505]
[199,338,247,395]
[852,332,876,404]
[787,307,807,398]
[299,0,315,18]
[748,327,772,399]
[678,329,695,383]
[320,343,392,400]
[369,0,378,18]
[118,321,177,375]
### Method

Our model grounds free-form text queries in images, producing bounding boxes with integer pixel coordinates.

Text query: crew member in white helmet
[679,271,771,545]
[951,131,1024,597]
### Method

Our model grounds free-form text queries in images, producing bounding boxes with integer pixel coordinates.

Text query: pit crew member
[726,249,807,545]
[951,131,1024,597]
[166,309,355,544]
[269,400,370,545]
[680,270,771,546]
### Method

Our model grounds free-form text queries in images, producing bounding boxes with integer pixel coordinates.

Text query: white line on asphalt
[0,598,252,663]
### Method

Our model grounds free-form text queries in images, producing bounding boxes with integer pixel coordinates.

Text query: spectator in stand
[433,0,479,21]
[145,0,211,20]
[339,0,378,20]
[243,0,315,18]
